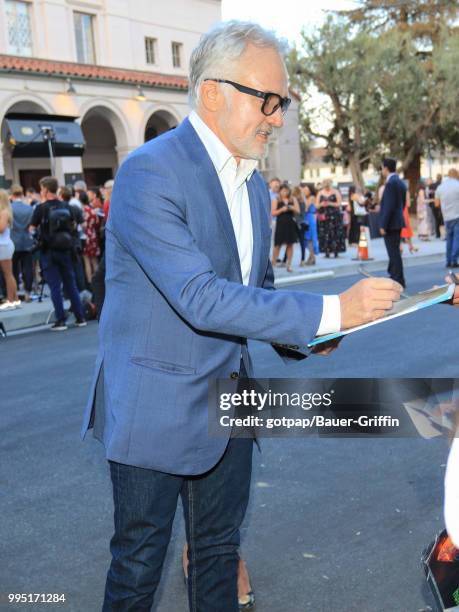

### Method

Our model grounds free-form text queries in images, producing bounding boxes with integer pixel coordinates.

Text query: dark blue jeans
[446,218,459,266]
[103,437,254,611]
[40,250,84,321]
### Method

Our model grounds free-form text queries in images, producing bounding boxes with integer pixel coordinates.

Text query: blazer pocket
[130,356,196,375]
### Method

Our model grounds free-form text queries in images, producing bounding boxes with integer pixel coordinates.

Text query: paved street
[1,262,455,611]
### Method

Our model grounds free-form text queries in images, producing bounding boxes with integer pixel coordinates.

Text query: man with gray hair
[81,20,402,610]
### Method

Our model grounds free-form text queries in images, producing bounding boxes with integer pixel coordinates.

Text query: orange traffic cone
[358,226,369,260]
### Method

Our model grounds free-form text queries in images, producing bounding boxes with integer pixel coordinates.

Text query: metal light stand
[38,126,56,322]
[40,125,56,176]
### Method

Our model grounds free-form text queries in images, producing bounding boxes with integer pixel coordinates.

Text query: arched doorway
[80,107,120,187]
[144,110,178,142]
[1,100,52,190]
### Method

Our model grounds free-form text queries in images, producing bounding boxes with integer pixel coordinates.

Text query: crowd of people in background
[0,168,455,325]
[0,176,113,329]
[268,171,449,272]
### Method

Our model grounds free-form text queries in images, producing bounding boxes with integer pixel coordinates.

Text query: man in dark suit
[379,157,407,287]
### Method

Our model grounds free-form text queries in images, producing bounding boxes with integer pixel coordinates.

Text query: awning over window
[5,113,85,158]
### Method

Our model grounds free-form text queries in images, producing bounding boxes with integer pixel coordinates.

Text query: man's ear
[200,80,223,112]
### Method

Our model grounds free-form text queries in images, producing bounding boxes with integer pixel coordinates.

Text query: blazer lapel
[247,177,263,287]
[177,119,242,282]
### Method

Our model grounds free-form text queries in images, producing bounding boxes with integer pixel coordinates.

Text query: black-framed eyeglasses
[204,78,291,116]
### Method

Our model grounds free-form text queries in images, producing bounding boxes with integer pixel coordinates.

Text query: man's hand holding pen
[339,278,403,329]
[311,278,402,357]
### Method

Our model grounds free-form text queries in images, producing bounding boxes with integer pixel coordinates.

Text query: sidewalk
[0,235,447,334]
[274,234,446,286]
[0,295,76,334]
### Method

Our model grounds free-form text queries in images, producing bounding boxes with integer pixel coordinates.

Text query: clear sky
[221,0,358,45]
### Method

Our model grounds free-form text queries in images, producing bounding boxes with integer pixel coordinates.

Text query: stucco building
[0,0,302,189]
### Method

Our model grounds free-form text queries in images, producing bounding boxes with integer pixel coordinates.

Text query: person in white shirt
[435,168,459,268]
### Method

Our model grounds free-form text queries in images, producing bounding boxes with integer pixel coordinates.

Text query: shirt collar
[188,110,257,185]
[386,172,397,183]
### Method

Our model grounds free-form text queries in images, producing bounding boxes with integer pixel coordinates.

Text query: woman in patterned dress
[81,189,102,284]
[316,179,346,258]
[416,181,432,240]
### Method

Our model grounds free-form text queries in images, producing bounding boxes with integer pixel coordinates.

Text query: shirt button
[230,371,239,380]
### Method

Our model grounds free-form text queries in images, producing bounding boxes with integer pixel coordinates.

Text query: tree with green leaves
[288,19,380,188]
[378,29,459,182]
[336,0,459,186]
[289,14,459,189]
[336,0,458,40]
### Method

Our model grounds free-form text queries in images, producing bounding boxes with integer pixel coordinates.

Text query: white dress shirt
[189,111,255,285]
[188,111,341,336]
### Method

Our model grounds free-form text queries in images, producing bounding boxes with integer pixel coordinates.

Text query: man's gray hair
[188,20,286,109]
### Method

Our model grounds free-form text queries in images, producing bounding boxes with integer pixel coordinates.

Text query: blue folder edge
[307,284,455,348]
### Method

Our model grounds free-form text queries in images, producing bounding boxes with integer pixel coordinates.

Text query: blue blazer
[80,118,323,475]
[379,174,406,231]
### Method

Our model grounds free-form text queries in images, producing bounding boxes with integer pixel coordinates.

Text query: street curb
[0,303,54,333]
[0,299,65,334]
[275,253,444,286]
